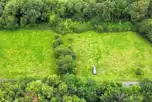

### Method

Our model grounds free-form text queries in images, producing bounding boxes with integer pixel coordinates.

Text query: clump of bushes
[55,19,74,34]
[135,68,144,76]
[52,35,76,75]
[52,35,63,48]
[0,0,49,29]
[50,17,93,34]
[94,21,133,33]
[72,21,93,33]
[136,18,152,42]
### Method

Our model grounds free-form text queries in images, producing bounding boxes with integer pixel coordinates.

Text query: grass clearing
[0,29,56,79]
[0,29,151,81]
[64,31,152,81]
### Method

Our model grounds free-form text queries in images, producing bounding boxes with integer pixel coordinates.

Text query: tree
[63,74,78,94]
[26,80,54,100]
[128,0,150,22]
[148,0,152,17]
[57,55,76,74]
[114,0,129,20]
[58,82,68,96]
[54,45,74,58]
[136,18,152,41]
[42,75,61,87]
[20,0,48,25]
[3,15,19,29]
[62,95,73,102]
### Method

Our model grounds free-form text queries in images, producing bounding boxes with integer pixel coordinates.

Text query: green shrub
[42,75,61,87]
[3,16,19,29]
[95,21,133,32]
[72,21,93,33]
[2,0,49,28]
[135,68,144,76]
[52,38,63,48]
[147,32,152,41]
[54,20,93,34]
[137,19,152,34]
[54,45,74,58]
[55,19,74,34]
[140,79,152,102]
[57,55,76,74]
[94,25,104,33]
[26,80,54,100]
[137,19,152,41]
[49,13,59,27]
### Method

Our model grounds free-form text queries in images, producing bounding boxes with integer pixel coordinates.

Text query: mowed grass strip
[64,31,152,81]
[0,29,56,79]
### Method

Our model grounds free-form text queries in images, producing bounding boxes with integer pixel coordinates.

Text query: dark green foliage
[0,0,49,29]
[49,12,60,27]
[0,0,151,35]
[53,35,76,75]
[0,0,8,16]
[0,0,137,31]
[57,55,76,74]
[62,74,98,101]
[58,0,86,21]
[136,68,144,76]
[148,0,152,17]
[42,75,61,87]
[136,18,152,41]
[54,45,75,59]
[140,79,152,102]
[0,76,151,102]
[72,21,93,33]
[1,16,19,29]
[94,21,133,33]
[94,25,104,33]
[55,19,73,34]
[52,38,63,48]
[20,0,48,25]
[128,0,150,22]
[54,45,77,74]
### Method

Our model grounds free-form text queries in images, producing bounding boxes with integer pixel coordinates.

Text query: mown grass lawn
[64,31,152,81]
[0,29,56,79]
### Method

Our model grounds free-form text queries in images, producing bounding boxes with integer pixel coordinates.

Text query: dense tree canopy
[0,0,151,28]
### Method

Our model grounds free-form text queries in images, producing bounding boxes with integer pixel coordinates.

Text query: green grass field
[0,29,151,81]
[64,31,152,81]
[0,29,57,79]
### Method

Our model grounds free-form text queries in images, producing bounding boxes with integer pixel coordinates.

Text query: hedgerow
[52,35,76,75]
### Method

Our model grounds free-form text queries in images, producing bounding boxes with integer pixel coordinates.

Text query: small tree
[57,55,76,74]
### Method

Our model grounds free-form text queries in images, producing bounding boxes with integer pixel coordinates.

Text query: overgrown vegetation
[0,75,152,102]
[53,35,76,75]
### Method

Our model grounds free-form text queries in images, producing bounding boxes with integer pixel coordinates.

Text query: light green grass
[0,29,152,81]
[0,29,57,79]
[64,31,152,81]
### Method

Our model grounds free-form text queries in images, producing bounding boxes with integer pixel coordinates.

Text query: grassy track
[64,31,152,81]
[0,29,56,79]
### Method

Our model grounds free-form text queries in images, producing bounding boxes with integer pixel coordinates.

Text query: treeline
[0,0,152,41]
[0,75,152,102]
[0,0,152,24]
